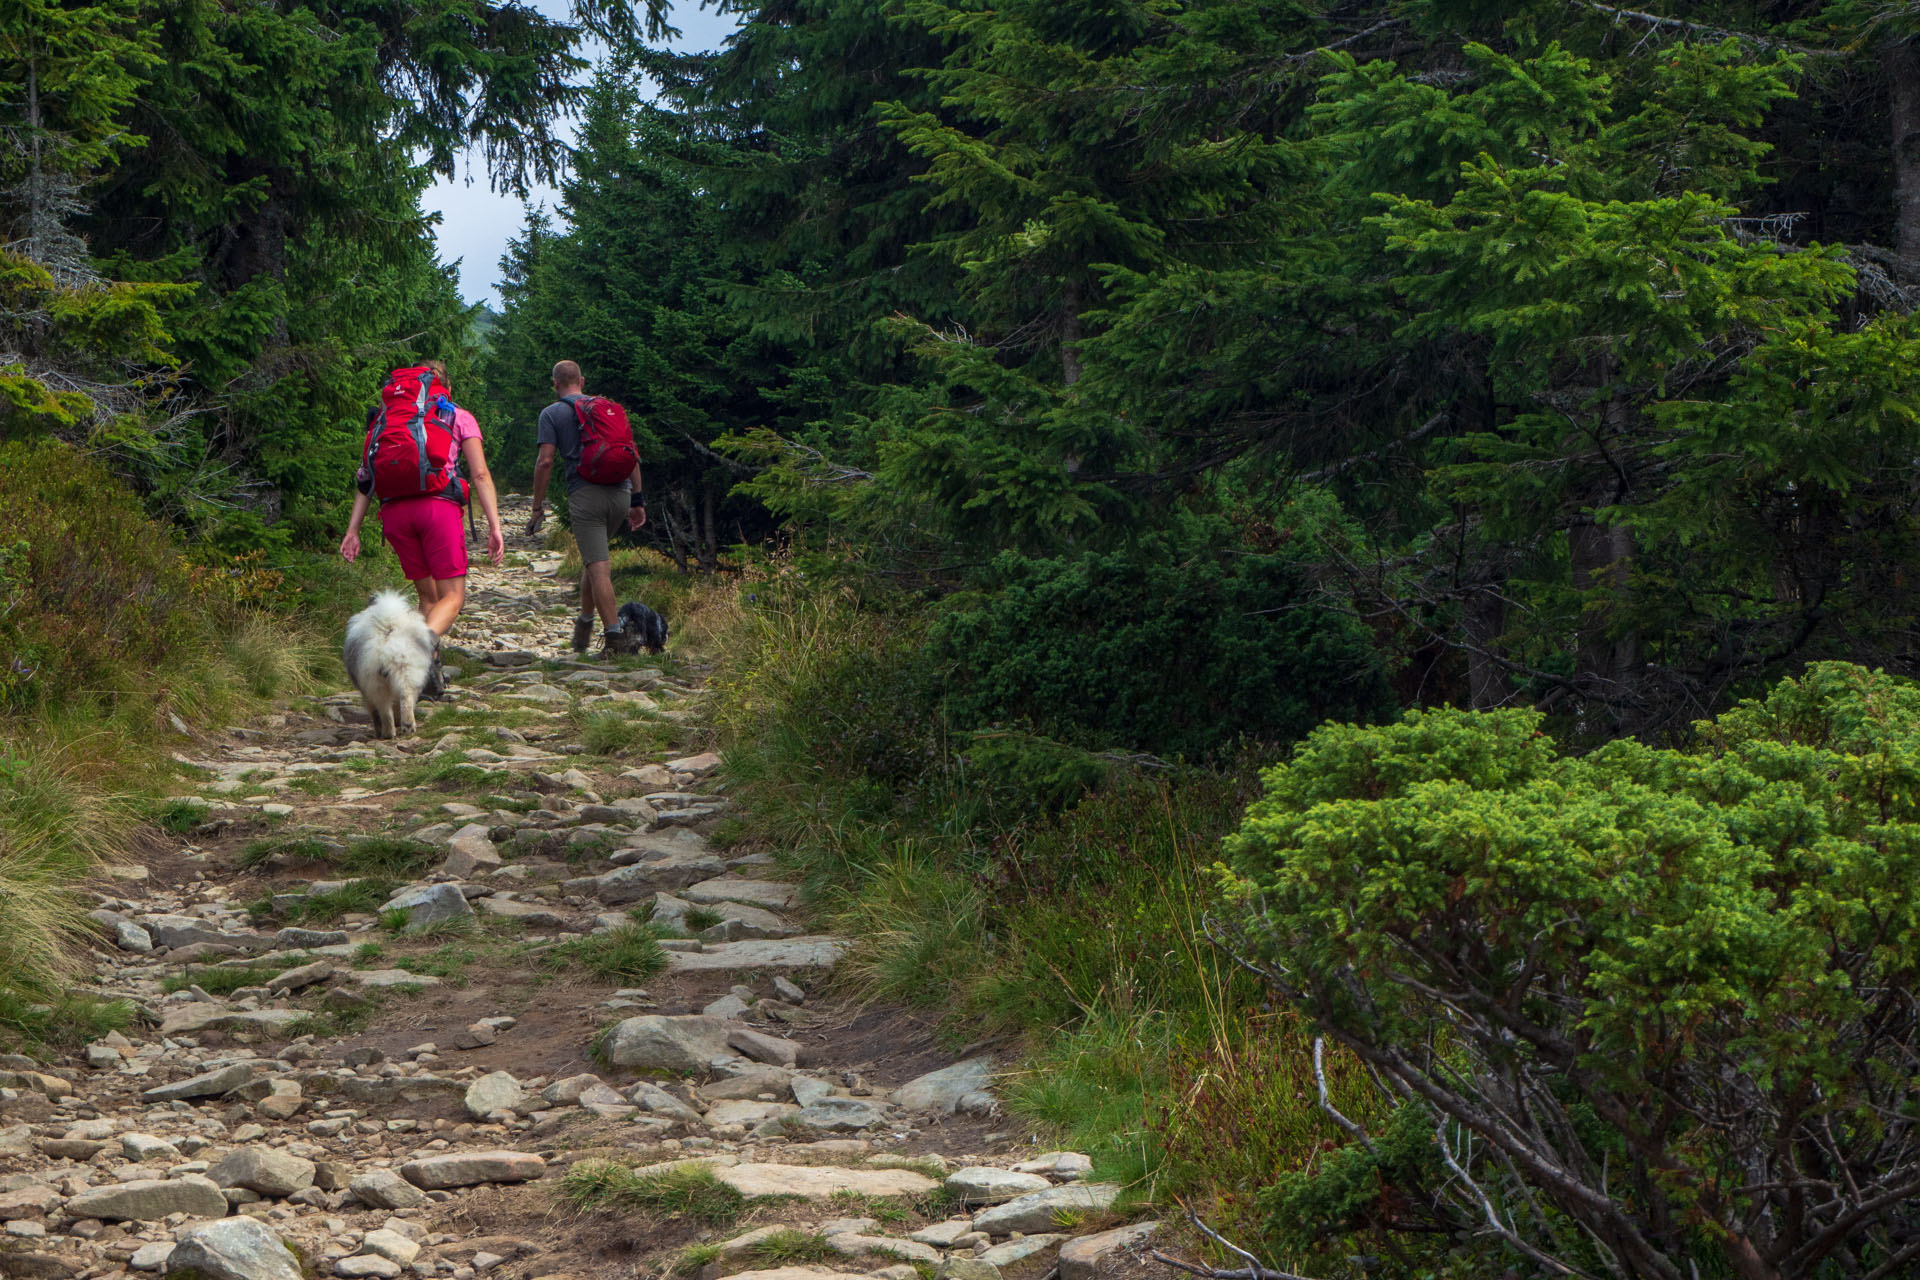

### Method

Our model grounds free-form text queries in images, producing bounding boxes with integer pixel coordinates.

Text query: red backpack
[569,394,640,485]
[361,366,468,504]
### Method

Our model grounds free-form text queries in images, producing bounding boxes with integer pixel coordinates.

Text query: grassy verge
[700,570,1366,1264]
[561,1161,746,1225]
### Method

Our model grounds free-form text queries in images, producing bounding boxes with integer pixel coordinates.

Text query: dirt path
[0,495,1162,1280]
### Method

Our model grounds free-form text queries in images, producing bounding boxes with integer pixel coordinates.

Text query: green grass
[578,709,664,757]
[379,907,412,933]
[154,798,207,834]
[560,1161,746,1225]
[0,992,132,1059]
[285,774,341,796]
[352,941,385,966]
[682,906,724,932]
[748,1231,834,1265]
[544,924,668,983]
[397,944,476,985]
[826,1190,907,1224]
[161,960,297,996]
[287,878,397,924]
[674,1243,722,1274]
[398,755,494,789]
[237,836,332,870]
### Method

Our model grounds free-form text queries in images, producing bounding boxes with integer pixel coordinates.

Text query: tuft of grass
[560,1161,746,1225]
[287,878,397,924]
[154,798,207,834]
[237,836,331,870]
[398,754,493,789]
[682,906,724,933]
[0,991,132,1059]
[352,941,385,966]
[545,923,668,983]
[749,1231,834,1265]
[397,944,476,985]
[161,960,296,996]
[379,907,412,933]
[674,1243,722,1274]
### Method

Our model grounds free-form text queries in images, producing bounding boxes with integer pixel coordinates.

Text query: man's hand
[525,507,545,536]
[628,505,646,531]
[339,530,361,562]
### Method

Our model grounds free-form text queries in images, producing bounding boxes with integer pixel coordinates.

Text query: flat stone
[348,968,442,990]
[349,1169,428,1210]
[142,1062,252,1103]
[1012,1152,1093,1180]
[727,1027,800,1067]
[268,959,333,992]
[627,1080,703,1123]
[399,1151,546,1190]
[667,752,722,775]
[157,1007,306,1037]
[939,1260,1004,1280]
[665,937,847,972]
[978,1234,1069,1268]
[830,1235,943,1265]
[379,882,474,932]
[122,1133,180,1162]
[464,1071,523,1119]
[130,1241,175,1271]
[796,1097,891,1132]
[911,1219,977,1247]
[336,1258,402,1279]
[115,921,155,953]
[539,1073,604,1105]
[600,1014,731,1072]
[712,1164,936,1200]
[947,1167,1052,1206]
[358,1228,422,1266]
[564,854,726,904]
[704,1099,797,1126]
[680,877,796,910]
[896,1057,993,1114]
[1058,1221,1158,1280]
[972,1184,1123,1236]
[274,927,350,949]
[67,1175,227,1222]
[165,1217,302,1280]
[209,1147,316,1197]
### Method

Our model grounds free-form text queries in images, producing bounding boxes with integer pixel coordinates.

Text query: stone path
[0,494,1165,1280]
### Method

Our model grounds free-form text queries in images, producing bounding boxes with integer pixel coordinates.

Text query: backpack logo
[361,366,469,505]
[570,395,640,486]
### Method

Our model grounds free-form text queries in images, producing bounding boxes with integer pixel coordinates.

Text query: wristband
[630,493,645,508]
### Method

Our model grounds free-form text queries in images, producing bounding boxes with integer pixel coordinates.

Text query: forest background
[7,1,1920,1277]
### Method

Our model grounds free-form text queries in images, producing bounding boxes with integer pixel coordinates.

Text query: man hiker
[340,360,505,693]
[527,360,646,657]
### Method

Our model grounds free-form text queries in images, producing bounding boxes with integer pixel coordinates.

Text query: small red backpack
[569,394,640,485]
[361,366,468,504]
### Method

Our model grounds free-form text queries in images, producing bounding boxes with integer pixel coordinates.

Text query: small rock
[129,1241,175,1271]
[336,1258,402,1279]
[378,882,475,932]
[349,1169,428,1210]
[896,1057,993,1115]
[972,1184,1123,1236]
[772,976,806,1004]
[141,1062,252,1103]
[359,1228,422,1266]
[977,1234,1069,1268]
[1059,1221,1158,1280]
[464,1070,524,1119]
[946,1167,1052,1206]
[209,1147,317,1197]
[66,1175,226,1222]
[726,1027,800,1067]
[164,1218,304,1280]
[399,1151,546,1189]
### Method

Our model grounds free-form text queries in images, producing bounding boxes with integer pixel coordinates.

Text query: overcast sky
[421,1,742,308]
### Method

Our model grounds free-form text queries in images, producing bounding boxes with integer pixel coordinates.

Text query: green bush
[1224,662,1920,1280]
[927,540,1394,759]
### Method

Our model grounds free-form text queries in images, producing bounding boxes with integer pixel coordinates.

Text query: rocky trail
[0,496,1163,1280]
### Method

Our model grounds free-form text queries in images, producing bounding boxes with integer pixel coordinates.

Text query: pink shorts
[379,497,467,581]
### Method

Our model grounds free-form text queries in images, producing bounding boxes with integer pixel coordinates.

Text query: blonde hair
[423,359,451,394]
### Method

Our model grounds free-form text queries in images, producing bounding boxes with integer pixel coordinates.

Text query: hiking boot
[570,614,595,654]
[596,626,640,660]
[421,637,448,700]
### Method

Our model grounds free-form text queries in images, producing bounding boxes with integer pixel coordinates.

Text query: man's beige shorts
[569,483,630,565]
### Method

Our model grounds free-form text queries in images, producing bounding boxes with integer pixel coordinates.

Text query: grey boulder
[164,1216,302,1280]
[599,1014,731,1073]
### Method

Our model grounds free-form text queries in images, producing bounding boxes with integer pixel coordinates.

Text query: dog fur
[343,591,437,738]
[617,601,669,654]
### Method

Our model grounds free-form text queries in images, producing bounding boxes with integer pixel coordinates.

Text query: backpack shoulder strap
[567,394,595,427]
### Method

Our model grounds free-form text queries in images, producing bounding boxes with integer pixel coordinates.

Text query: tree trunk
[698,483,718,573]
[1890,39,1920,277]
[1061,278,1084,387]
[1463,589,1511,710]
[1570,516,1639,700]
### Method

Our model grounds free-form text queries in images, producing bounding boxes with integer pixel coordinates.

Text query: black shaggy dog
[617,601,669,654]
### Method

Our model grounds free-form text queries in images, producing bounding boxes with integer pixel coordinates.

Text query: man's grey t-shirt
[537,397,630,495]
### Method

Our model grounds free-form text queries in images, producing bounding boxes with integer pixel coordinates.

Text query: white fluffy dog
[343,591,436,739]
